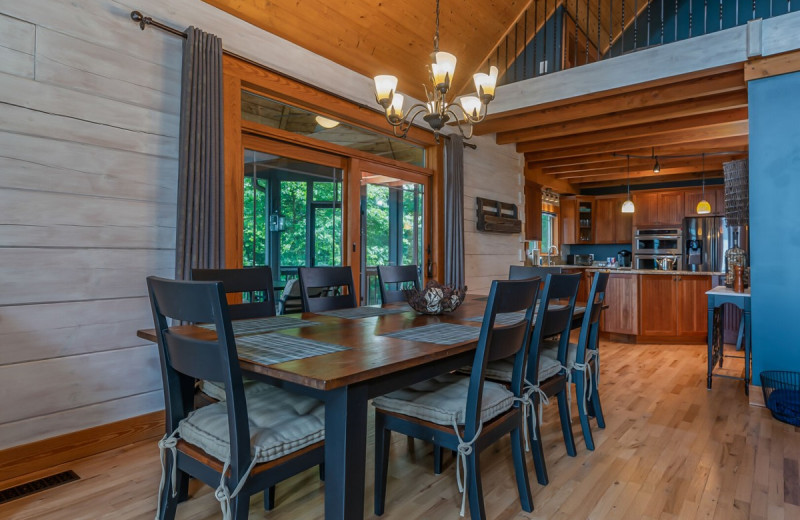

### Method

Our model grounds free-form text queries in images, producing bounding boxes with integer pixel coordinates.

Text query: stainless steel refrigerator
[683,216,749,273]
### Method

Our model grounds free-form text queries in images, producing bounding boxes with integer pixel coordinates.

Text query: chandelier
[372,0,498,140]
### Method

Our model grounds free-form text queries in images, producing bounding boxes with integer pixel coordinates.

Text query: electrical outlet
[539,61,548,74]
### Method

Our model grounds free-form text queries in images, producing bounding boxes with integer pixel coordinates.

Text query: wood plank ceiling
[205,0,749,191]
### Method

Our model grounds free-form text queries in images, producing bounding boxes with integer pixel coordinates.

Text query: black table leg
[324,383,369,520]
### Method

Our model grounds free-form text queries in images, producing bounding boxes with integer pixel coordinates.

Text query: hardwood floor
[1,341,797,519]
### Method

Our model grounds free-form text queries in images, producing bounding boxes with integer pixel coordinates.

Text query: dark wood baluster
[647,0,651,47]
[505,33,509,79]
[585,0,590,62]
[523,9,527,80]
[553,0,557,71]
[543,0,548,74]
[704,0,708,35]
[634,0,639,48]
[533,0,538,76]
[609,0,613,57]
[597,0,601,59]
[674,0,678,42]
[689,0,693,37]
[514,21,519,82]
[661,0,665,44]
[575,0,579,66]
[719,0,723,31]
[622,0,626,53]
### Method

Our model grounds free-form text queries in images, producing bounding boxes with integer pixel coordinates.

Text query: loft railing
[485,0,799,86]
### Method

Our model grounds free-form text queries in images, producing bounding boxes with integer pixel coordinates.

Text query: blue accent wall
[748,71,800,385]
[565,244,632,261]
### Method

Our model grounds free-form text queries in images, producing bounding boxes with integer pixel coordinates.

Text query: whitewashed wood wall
[463,135,524,295]
[0,0,522,449]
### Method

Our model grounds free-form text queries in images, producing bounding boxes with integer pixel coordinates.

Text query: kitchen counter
[585,268,725,276]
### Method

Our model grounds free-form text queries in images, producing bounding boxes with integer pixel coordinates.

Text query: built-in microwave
[633,227,682,255]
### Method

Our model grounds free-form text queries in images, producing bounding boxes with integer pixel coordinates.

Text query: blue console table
[706,286,752,394]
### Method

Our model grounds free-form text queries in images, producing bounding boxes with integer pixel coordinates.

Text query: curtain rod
[129,10,472,149]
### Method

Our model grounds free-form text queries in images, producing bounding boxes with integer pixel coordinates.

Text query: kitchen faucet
[547,245,559,266]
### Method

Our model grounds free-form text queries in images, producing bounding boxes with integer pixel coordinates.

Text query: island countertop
[560,265,724,276]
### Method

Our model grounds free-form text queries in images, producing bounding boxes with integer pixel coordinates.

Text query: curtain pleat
[444,136,466,288]
[175,27,225,280]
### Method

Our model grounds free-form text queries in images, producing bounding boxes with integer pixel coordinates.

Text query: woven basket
[723,159,749,226]
[761,371,800,426]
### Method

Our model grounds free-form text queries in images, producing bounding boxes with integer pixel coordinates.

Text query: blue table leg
[324,383,369,520]
[707,298,714,390]
[744,308,751,395]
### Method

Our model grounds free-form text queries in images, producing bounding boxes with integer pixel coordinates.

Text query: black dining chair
[297,266,357,312]
[376,265,420,304]
[191,266,276,319]
[508,265,563,280]
[146,276,325,519]
[541,271,609,451]
[373,278,540,520]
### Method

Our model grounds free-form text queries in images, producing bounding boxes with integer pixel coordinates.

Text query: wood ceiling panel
[204,0,528,100]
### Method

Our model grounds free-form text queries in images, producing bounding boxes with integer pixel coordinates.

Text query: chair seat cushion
[179,385,324,464]
[200,379,273,402]
[482,353,563,383]
[541,340,579,365]
[372,374,514,427]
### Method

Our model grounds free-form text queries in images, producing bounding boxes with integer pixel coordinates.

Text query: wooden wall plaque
[476,197,522,233]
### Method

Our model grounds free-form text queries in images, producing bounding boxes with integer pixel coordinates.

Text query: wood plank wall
[0,0,184,449]
[462,135,524,294]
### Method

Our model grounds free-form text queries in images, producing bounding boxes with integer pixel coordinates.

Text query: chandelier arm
[448,116,474,140]
[447,103,486,125]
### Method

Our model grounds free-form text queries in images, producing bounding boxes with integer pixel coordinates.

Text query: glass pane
[242,90,425,167]
[243,149,343,285]
[361,173,425,305]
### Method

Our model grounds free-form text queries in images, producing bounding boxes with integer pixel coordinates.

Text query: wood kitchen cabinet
[633,191,684,227]
[563,268,590,301]
[560,196,594,244]
[632,192,658,227]
[639,274,711,340]
[595,196,632,244]
[685,186,724,217]
[599,273,639,335]
[524,180,542,241]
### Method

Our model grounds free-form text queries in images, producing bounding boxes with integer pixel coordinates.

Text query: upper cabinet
[524,180,543,241]
[561,196,594,244]
[633,191,683,227]
[595,196,632,244]
[684,186,724,217]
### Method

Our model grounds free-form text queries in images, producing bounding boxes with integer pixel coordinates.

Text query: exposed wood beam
[744,49,800,82]
[497,91,747,144]
[556,156,742,180]
[570,164,727,184]
[522,122,748,161]
[577,171,723,189]
[516,109,748,153]
[543,152,746,175]
[478,69,744,136]
[525,165,578,194]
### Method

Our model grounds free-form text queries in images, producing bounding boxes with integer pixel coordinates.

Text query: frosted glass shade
[432,52,457,87]
[621,199,635,213]
[373,75,398,103]
[387,93,404,120]
[696,199,712,214]
[459,96,481,119]
[473,66,498,99]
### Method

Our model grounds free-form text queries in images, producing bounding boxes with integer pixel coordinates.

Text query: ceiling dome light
[315,116,340,129]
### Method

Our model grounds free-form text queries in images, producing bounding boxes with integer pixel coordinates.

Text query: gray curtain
[444,135,465,288]
[175,27,225,280]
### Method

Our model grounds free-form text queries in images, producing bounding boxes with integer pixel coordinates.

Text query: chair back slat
[298,266,357,312]
[377,265,420,304]
[191,266,276,320]
[163,333,231,383]
[575,271,610,363]
[508,265,562,280]
[463,278,539,436]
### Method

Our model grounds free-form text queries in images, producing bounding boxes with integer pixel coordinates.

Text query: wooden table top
[137,296,586,392]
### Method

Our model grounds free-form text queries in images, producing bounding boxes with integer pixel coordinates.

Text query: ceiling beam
[497,90,747,145]
[476,68,744,136]
[570,164,727,184]
[516,107,748,153]
[522,122,749,161]
[556,156,742,180]
[577,172,723,189]
[525,165,578,194]
[543,152,746,175]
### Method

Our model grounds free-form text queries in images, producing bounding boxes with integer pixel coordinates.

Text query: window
[540,211,557,253]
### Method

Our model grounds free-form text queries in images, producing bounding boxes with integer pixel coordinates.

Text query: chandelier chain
[434,0,440,52]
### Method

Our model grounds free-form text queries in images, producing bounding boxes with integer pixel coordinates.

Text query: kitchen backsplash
[563,243,632,263]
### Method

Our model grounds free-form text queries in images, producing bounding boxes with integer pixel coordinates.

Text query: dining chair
[541,271,609,450]
[479,273,581,486]
[146,276,325,519]
[373,278,540,519]
[191,266,276,319]
[297,266,357,312]
[376,264,420,304]
[190,267,276,403]
[508,265,563,280]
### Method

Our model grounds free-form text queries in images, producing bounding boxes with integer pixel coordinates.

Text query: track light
[653,157,660,173]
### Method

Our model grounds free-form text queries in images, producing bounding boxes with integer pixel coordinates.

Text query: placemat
[382,323,481,345]
[318,306,409,319]
[236,332,348,365]
[198,316,318,336]
[463,312,528,326]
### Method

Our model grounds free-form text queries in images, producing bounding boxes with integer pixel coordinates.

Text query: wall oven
[633,227,683,270]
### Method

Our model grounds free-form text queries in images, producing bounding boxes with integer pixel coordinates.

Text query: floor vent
[0,470,80,504]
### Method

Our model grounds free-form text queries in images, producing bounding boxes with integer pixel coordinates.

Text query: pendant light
[696,153,711,214]
[621,155,635,213]
[652,147,660,173]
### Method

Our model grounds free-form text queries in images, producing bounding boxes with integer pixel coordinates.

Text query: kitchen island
[563,267,724,343]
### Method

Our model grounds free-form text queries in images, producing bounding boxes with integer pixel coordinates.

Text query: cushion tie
[155,429,180,520]
[214,447,263,520]
[570,349,598,415]
[514,379,549,449]
[452,417,483,517]
[557,363,574,422]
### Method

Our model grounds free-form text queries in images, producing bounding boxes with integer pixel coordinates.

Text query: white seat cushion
[541,340,579,365]
[179,385,324,464]
[483,353,563,383]
[200,379,273,402]
[372,373,514,426]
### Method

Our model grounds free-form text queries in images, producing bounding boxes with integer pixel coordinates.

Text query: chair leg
[575,376,595,451]
[318,463,325,482]
[157,456,180,520]
[466,451,486,520]
[232,494,250,520]
[510,426,534,512]
[176,471,190,503]
[264,486,275,511]
[556,389,577,457]
[527,403,549,486]
[590,379,606,429]
[433,444,443,474]
[374,412,391,516]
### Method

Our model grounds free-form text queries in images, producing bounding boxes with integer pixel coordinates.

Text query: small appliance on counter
[617,249,632,267]
[567,254,594,266]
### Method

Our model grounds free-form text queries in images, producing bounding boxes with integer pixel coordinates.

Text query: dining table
[137,295,588,520]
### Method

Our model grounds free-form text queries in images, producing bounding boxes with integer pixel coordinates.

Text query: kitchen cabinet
[599,273,639,335]
[685,186,724,217]
[560,196,594,244]
[595,196,632,244]
[524,180,542,241]
[562,268,589,302]
[632,191,683,227]
[639,274,712,340]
